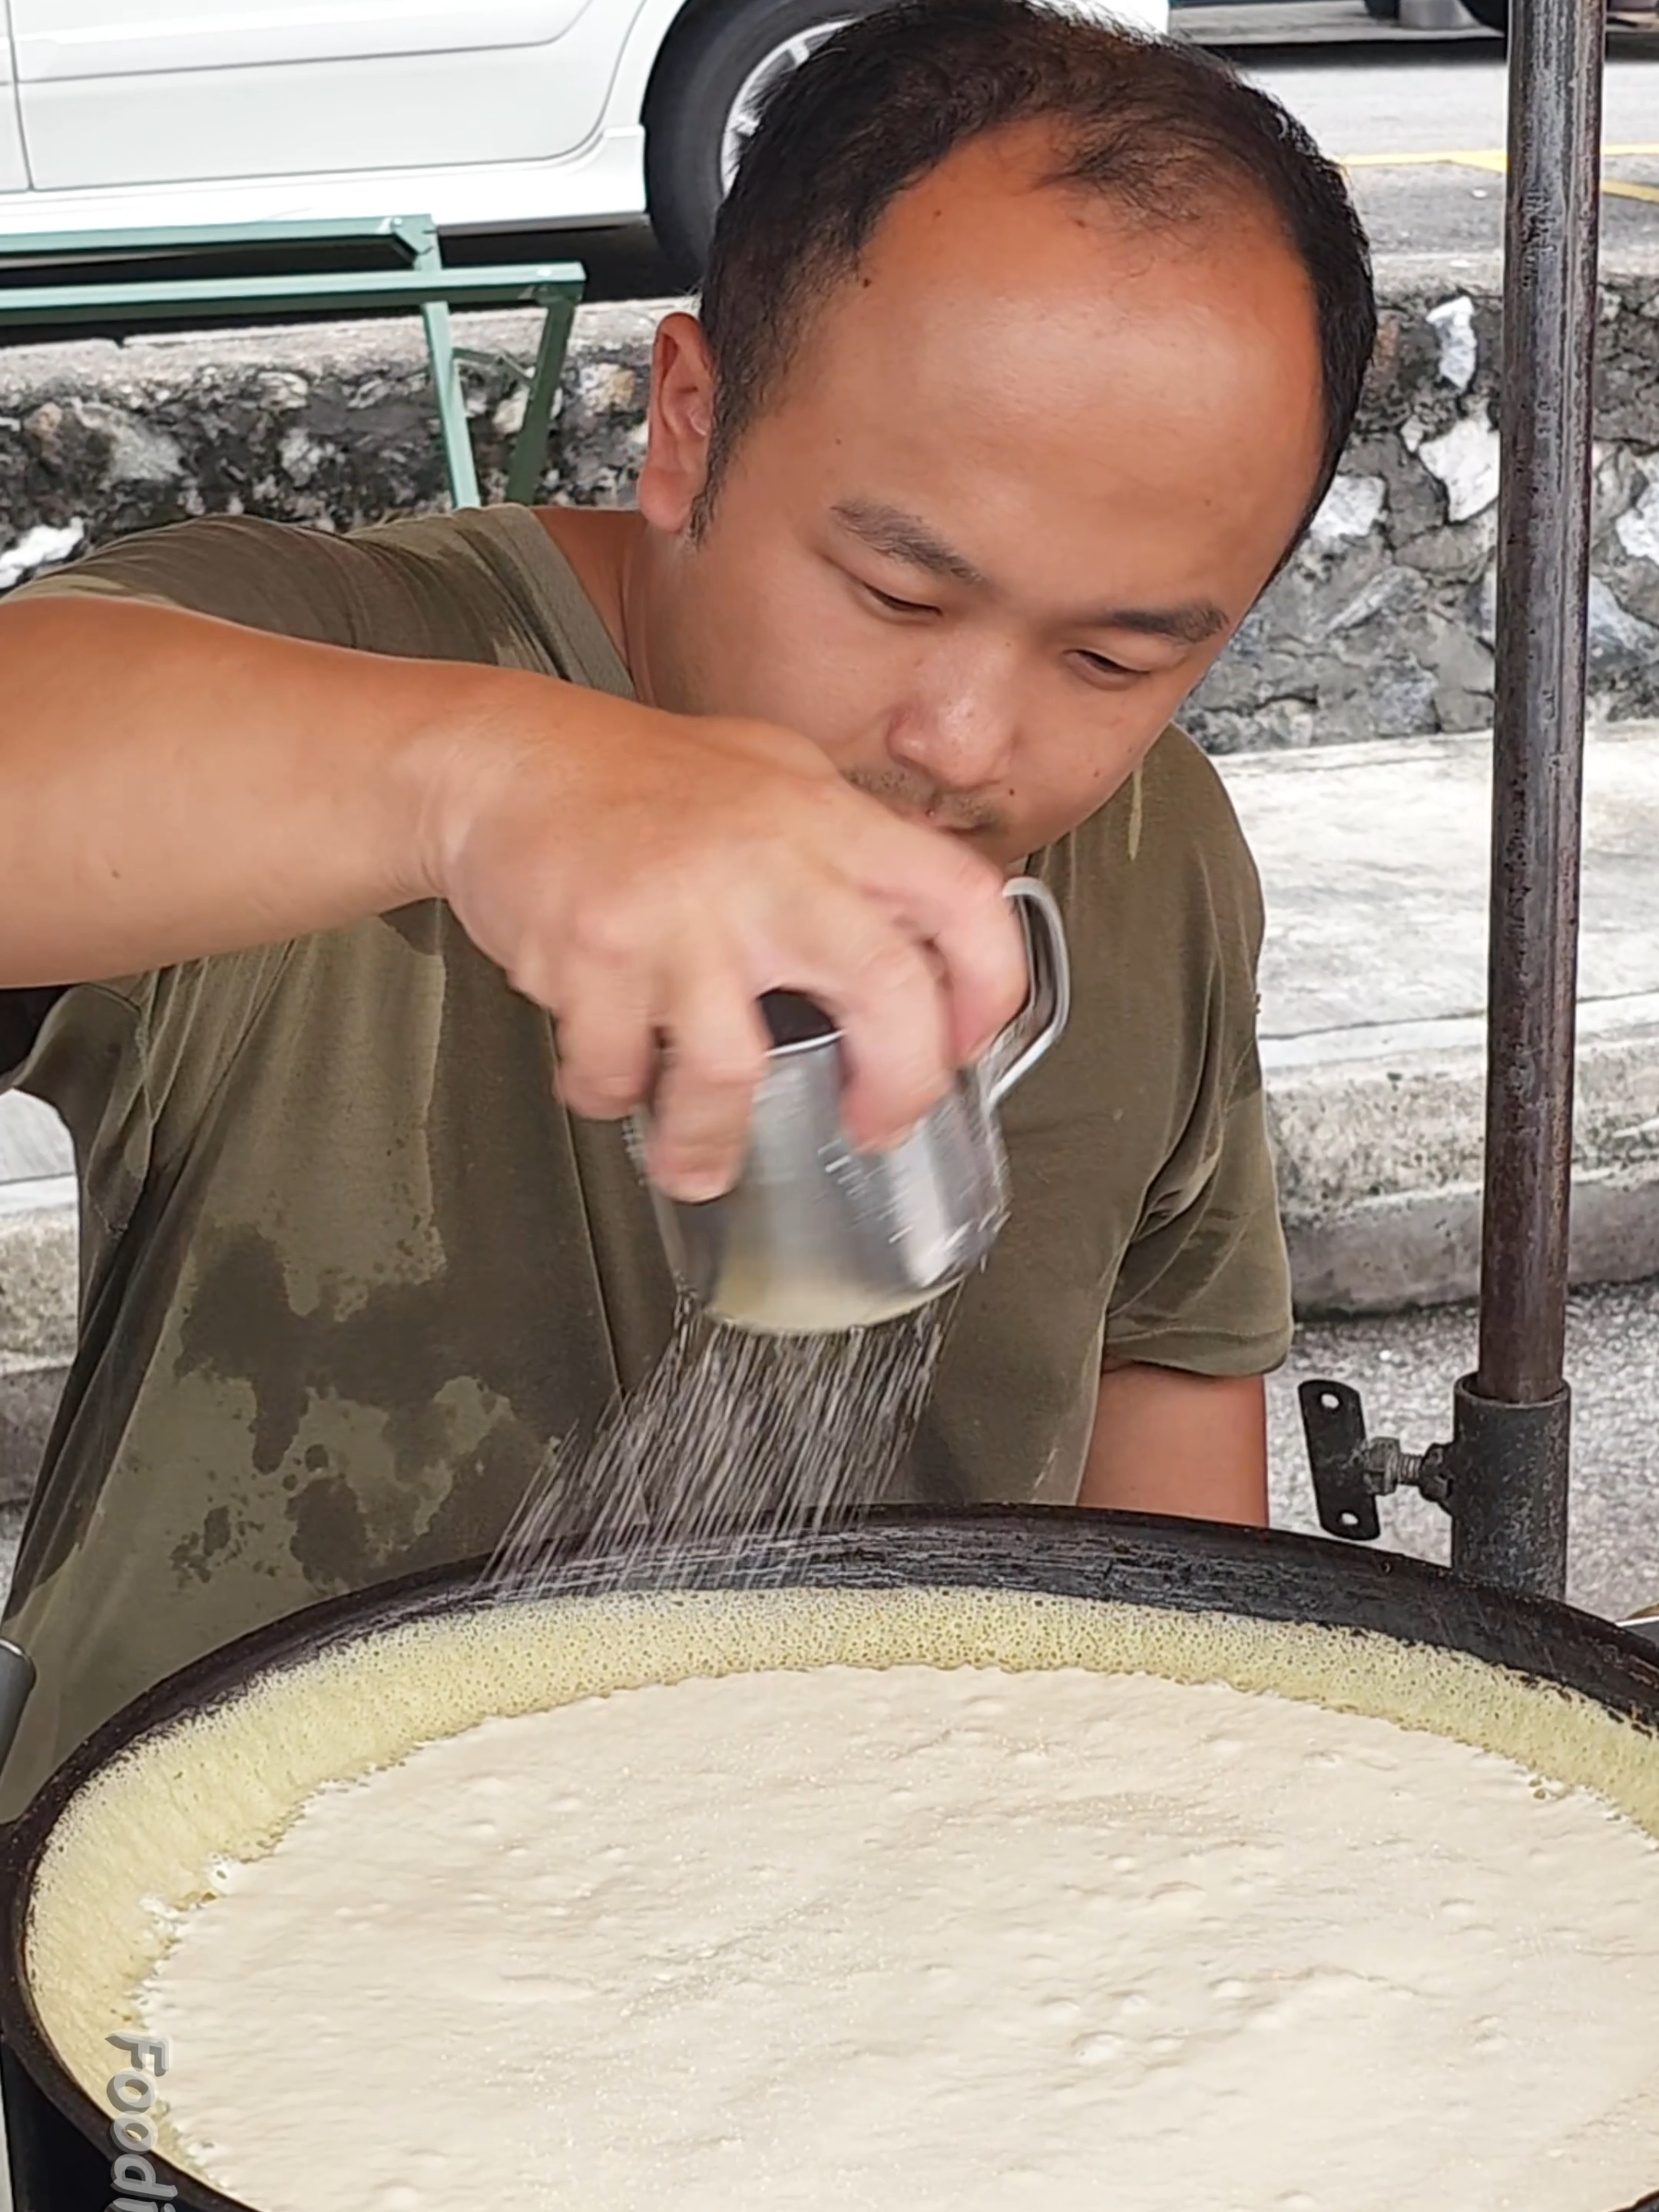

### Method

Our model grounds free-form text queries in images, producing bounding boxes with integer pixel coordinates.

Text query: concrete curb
[1266,1012,1659,1312]
[1280,1164,1659,1316]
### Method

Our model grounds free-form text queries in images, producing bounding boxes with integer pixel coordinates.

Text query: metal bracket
[1299,1379,1454,1544]
[1300,1374,1571,1595]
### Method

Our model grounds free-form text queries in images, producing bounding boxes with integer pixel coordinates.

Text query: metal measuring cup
[635,876,1071,1333]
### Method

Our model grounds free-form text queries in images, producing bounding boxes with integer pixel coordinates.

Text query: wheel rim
[720,19,851,194]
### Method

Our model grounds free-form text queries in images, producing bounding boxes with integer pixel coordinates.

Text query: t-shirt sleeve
[1104,1042,1293,1379]
[8,515,378,648]
[9,508,582,674]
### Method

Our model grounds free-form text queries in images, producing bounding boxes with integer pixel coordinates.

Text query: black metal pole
[1452,0,1604,1598]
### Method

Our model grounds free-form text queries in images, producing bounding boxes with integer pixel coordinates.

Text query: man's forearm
[0,585,1028,1199]
[1081,1362,1269,1525]
[0,596,509,985]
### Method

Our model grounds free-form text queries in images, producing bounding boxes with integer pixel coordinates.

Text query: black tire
[645,0,865,286]
[1361,0,1401,18]
[1457,0,1508,30]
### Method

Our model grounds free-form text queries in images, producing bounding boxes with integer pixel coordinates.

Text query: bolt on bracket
[1298,1379,1455,1543]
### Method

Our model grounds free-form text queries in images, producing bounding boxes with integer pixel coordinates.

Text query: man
[0,0,1375,1816]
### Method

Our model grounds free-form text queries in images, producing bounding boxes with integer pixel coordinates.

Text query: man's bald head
[697,0,1374,550]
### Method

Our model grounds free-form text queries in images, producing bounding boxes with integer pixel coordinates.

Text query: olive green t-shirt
[0,505,1289,1818]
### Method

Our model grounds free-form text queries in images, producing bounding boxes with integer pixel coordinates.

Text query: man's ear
[637,312,715,537]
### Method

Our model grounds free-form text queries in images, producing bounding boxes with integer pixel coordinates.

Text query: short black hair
[698,0,1376,540]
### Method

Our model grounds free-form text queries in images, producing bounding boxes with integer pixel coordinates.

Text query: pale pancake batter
[134,1661,1659,2212]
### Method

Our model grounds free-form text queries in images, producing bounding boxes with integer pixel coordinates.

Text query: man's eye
[863,582,937,617]
[1074,649,1141,681]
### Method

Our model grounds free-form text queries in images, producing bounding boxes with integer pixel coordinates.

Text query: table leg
[421,298,482,511]
[505,290,580,507]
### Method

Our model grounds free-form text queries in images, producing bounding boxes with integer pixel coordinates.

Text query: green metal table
[0,213,585,508]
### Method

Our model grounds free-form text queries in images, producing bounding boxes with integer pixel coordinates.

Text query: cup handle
[983,876,1071,1107]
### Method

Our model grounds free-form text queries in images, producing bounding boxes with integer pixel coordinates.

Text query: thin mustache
[843,766,1005,836]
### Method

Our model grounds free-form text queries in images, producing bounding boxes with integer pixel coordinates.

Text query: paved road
[1243,28,1657,151]
[1240,30,1659,257]
[1267,1278,1659,1624]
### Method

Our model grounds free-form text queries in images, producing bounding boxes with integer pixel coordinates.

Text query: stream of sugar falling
[486,1293,951,1598]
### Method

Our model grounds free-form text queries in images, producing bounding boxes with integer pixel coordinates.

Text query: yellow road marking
[1336,145,1659,202]
[1338,144,1659,164]
[1339,148,1507,166]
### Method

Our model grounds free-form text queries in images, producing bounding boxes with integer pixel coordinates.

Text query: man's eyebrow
[1081,600,1229,646]
[831,500,986,588]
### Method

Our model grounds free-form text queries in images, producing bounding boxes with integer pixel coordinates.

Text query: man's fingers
[932,871,1032,1066]
[647,964,773,1201]
[552,967,656,1121]
[559,886,959,1184]
[760,886,955,1152]
[843,810,1031,1064]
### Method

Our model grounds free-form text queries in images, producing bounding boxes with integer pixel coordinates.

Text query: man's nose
[886,644,1021,794]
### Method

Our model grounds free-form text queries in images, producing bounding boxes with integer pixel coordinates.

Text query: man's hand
[425,690,1025,1200]
[1080,1361,1269,1525]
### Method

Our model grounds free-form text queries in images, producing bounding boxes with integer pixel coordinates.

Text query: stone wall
[1192,252,1659,752]
[2,248,1657,748]
[0,302,659,562]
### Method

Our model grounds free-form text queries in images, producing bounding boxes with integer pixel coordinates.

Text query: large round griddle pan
[2,1507,1657,2212]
